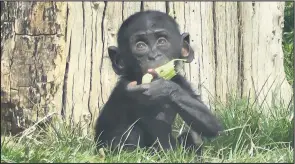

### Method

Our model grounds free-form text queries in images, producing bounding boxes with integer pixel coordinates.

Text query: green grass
[1,96,293,163]
[283,2,294,86]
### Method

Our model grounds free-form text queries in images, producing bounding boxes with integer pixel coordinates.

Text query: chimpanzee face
[128,27,181,74]
[108,11,194,82]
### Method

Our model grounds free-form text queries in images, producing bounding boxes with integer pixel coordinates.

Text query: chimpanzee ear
[180,33,194,63]
[108,46,125,75]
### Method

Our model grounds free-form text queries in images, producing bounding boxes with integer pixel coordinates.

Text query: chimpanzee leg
[177,130,203,155]
[138,119,178,152]
[98,124,145,152]
[150,133,177,152]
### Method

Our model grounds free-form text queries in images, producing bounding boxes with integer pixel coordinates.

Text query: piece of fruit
[142,59,186,84]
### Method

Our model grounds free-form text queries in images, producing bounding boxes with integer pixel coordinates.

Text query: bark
[1,2,68,134]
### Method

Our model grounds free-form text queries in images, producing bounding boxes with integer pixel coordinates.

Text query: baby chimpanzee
[95,10,223,153]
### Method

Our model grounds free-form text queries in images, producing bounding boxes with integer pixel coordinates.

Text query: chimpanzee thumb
[147,69,159,80]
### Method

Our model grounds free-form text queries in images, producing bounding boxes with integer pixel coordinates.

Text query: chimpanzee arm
[170,75,223,137]
[123,74,223,137]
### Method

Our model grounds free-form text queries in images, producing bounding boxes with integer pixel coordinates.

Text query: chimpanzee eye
[135,41,148,51]
[157,37,168,46]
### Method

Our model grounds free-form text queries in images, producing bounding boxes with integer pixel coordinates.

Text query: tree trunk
[1,2,292,135]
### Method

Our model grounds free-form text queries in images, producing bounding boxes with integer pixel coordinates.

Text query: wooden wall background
[1,1,292,134]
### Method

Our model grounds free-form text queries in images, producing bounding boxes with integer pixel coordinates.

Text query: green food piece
[142,73,153,84]
[142,59,186,84]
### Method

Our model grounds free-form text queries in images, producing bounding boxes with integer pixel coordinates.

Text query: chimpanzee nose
[148,52,161,60]
[148,46,161,60]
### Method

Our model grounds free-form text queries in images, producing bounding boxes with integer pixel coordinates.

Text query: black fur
[94,10,223,153]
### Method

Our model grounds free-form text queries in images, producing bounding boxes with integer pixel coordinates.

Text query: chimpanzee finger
[128,81,137,86]
[127,81,150,92]
[147,69,161,82]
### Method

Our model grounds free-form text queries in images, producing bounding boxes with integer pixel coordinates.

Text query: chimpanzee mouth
[146,59,171,70]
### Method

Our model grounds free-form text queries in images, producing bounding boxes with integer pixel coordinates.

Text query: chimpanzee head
[108,10,194,83]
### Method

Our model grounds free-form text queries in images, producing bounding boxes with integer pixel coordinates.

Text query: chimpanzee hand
[125,69,183,105]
